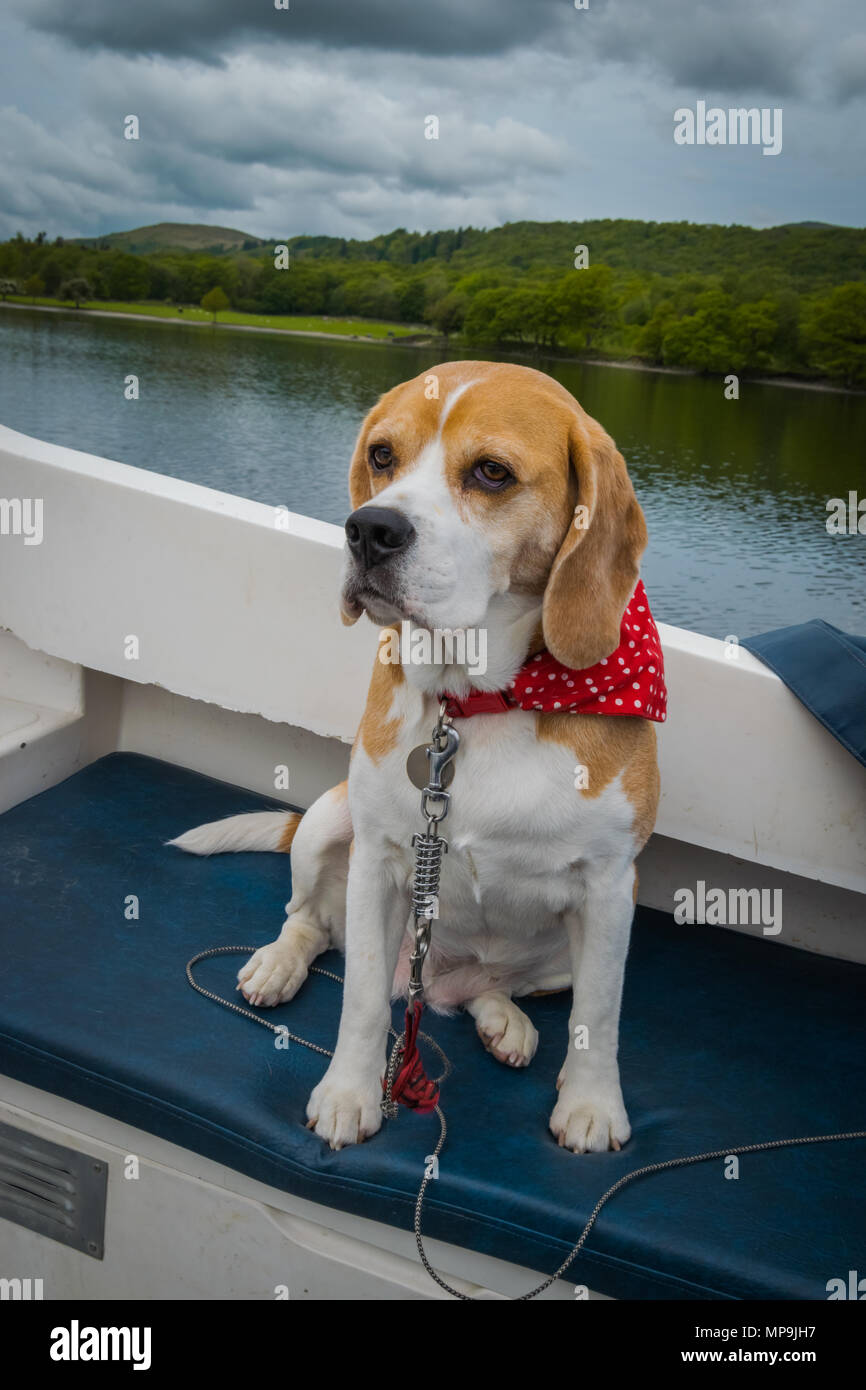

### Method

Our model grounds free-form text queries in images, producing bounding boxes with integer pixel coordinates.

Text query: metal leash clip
[381,703,461,1117]
[408,704,459,1006]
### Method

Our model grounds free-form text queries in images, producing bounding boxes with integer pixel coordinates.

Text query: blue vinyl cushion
[744,619,866,768]
[0,753,864,1300]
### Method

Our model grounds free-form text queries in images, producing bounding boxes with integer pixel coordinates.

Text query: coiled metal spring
[411,830,446,918]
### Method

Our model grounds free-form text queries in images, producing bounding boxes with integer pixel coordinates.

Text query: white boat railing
[1,423,864,899]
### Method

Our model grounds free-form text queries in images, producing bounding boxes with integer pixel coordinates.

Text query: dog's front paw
[472,995,538,1067]
[306,1069,383,1150]
[237,940,309,1007]
[549,1085,631,1154]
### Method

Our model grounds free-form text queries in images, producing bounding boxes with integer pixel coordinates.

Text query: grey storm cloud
[834,34,866,100]
[16,0,844,98]
[17,0,572,62]
[1,0,863,241]
[591,0,811,98]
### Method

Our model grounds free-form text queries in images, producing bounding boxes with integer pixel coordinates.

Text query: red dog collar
[440,580,667,723]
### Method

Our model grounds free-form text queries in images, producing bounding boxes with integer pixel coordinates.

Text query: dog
[172,361,664,1154]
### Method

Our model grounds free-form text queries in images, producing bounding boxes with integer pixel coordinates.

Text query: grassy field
[2,296,428,340]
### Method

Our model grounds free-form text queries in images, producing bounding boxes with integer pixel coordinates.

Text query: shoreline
[0,298,430,346]
[1,300,859,396]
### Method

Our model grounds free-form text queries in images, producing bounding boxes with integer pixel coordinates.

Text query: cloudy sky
[0,0,863,242]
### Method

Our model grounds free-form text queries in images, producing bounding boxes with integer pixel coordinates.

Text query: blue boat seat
[0,753,863,1300]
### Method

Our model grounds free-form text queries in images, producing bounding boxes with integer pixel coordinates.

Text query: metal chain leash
[186,699,866,1300]
[186,946,449,1076]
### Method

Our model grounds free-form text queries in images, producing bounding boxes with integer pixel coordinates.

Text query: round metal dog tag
[406,744,454,791]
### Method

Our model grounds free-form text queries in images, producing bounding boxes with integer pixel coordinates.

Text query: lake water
[1,305,864,640]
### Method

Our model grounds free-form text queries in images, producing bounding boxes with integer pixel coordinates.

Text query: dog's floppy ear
[541,411,647,669]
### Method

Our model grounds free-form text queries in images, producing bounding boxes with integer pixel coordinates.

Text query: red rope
[386,1001,439,1113]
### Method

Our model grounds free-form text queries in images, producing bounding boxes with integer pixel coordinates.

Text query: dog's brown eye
[369,444,393,471]
[473,459,511,489]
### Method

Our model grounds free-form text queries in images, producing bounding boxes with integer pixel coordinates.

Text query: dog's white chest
[351,710,635,961]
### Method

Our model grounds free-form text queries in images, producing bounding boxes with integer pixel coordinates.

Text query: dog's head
[340,361,647,669]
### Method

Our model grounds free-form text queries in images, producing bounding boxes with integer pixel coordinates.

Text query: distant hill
[65,217,865,289]
[285,218,865,290]
[5,215,864,384]
[74,222,265,254]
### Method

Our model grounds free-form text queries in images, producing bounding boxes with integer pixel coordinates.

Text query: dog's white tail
[168,810,302,856]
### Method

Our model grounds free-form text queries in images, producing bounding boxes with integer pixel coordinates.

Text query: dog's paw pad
[237,941,308,1008]
[306,1073,383,1150]
[549,1088,631,1154]
[474,998,538,1068]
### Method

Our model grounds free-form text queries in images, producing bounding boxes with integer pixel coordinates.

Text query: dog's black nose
[345,506,416,571]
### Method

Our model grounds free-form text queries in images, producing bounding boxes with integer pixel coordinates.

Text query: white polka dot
[566,680,574,687]
[599,695,606,702]
[590,685,597,693]
[615,698,623,705]
[601,658,608,665]
[585,677,593,685]
[554,701,561,709]
[617,657,624,665]
[634,699,642,708]
[526,687,533,693]
[648,665,655,673]
[633,682,640,689]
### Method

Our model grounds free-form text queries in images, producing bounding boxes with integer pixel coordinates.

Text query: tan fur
[342,363,648,659]
[542,412,648,670]
[537,713,659,849]
[276,812,304,853]
[354,633,405,765]
[226,361,663,1154]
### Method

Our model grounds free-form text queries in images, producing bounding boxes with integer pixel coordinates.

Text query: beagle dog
[173,361,663,1154]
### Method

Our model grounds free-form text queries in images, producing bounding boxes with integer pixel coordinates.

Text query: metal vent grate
[0,1119,107,1259]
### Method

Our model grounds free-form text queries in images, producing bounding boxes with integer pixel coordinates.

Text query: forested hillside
[1,218,863,384]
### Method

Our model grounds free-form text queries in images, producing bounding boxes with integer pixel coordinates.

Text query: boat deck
[1,752,864,1300]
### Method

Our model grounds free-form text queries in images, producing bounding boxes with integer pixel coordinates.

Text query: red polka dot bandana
[441,581,667,723]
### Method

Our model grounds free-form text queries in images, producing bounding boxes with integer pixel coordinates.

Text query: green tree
[58,277,92,308]
[398,277,426,323]
[554,264,616,350]
[428,290,467,338]
[801,283,866,387]
[635,302,675,362]
[40,258,63,295]
[106,253,150,300]
[356,274,400,321]
[730,299,778,368]
[200,285,230,321]
[658,290,738,372]
[23,274,45,302]
[462,287,506,343]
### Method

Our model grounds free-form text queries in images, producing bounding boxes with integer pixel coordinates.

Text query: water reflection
[1,306,863,638]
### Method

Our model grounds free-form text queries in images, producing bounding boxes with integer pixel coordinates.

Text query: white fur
[176,367,649,1155]
[168,811,293,855]
[302,687,637,1150]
